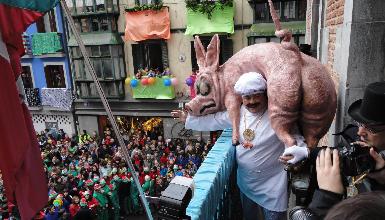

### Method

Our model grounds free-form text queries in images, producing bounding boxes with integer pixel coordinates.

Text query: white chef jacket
[185,105,305,212]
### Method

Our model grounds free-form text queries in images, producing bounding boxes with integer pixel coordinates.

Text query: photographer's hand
[369,147,385,170]
[353,141,385,170]
[367,148,385,185]
[316,148,344,194]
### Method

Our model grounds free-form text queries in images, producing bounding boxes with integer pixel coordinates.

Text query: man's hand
[369,147,385,170]
[316,148,344,194]
[280,145,309,164]
[171,109,188,123]
[366,147,385,185]
[353,141,385,170]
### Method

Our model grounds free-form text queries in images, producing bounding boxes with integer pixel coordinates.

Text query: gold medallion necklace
[243,109,266,148]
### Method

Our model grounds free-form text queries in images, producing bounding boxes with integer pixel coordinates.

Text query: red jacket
[69,204,80,217]
[86,197,99,213]
[160,156,168,165]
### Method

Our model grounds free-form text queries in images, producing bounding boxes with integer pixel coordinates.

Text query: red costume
[69,203,80,218]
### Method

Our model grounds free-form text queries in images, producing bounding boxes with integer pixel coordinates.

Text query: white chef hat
[234,72,267,96]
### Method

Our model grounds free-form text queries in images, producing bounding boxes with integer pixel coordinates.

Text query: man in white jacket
[172,72,309,220]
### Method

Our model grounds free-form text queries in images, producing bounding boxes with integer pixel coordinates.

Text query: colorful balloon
[185,77,194,86]
[130,79,139,87]
[124,77,131,85]
[164,78,172,86]
[171,78,178,86]
[148,77,156,85]
[141,78,149,85]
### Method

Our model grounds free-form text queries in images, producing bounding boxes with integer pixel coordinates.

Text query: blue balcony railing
[186,129,242,220]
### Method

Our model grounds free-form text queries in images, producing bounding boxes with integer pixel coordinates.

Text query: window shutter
[57,65,66,88]
[190,41,198,71]
[36,16,46,33]
[221,38,233,64]
[132,44,144,74]
[44,66,53,88]
[48,10,57,32]
[160,41,169,69]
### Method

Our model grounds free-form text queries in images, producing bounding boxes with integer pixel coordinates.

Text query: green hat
[80,198,87,207]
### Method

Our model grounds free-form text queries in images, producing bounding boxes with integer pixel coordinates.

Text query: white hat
[234,72,267,96]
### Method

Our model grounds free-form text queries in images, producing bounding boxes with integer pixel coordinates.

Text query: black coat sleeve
[308,189,343,219]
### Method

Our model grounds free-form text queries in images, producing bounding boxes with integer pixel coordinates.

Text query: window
[135,0,161,5]
[44,65,66,88]
[191,36,233,71]
[68,0,119,15]
[248,34,305,46]
[73,15,117,33]
[251,0,306,23]
[35,8,57,33]
[132,40,168,74]
[21,66,34,88]
[81,18,91,32]
[71,45,125,98]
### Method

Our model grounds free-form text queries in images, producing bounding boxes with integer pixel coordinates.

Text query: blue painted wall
[21,4,72,90]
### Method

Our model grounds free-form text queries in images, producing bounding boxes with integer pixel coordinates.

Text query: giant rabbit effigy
[184,0,337,149]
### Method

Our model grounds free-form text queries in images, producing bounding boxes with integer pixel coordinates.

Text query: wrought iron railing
[24,88,41,107]
[186,129,242,220]
[22,33,32,55]
[41,88,73,111]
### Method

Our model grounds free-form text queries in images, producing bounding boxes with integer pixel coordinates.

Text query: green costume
[108,185,120,220]
[101,184,110,194]
[129,179,141,214]
[93,191,109,220]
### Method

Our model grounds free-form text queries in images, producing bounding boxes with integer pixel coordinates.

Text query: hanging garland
[185,0,233,19]
[125,3,164,12]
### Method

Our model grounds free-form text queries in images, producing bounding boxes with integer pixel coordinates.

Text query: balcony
[24,88,41,107]
[22,33,32,55]
[124,6,170,41]
[185,2,234,35]
[130,77,175,99]
[31,32,63,56]
[186,129,242,219]
[41,88,73,111]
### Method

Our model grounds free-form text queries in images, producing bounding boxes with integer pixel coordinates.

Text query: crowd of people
[0,126,213,220]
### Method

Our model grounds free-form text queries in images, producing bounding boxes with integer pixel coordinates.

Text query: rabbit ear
[205,34,220,70]
[194,36,206,70]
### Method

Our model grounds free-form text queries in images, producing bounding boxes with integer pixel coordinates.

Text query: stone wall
[325,0,345,79]
[312,0,385,146]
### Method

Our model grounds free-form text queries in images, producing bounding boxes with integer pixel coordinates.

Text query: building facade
[22,4,75,136]
[306,0,385,146]
[65,0,307,139]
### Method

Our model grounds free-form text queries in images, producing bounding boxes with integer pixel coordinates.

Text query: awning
[248,21,306,37]
[68,32,123,46]
[124,7,170,41]
[185,4,234,35]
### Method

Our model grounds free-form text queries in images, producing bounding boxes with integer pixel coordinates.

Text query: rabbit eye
[195,81,200,95]
[199,82,211,96]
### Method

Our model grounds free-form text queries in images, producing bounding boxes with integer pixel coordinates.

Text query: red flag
[0,1,58,219]
[0,34,48,220]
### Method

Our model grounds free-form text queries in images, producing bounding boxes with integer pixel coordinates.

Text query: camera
[337,143,376,177]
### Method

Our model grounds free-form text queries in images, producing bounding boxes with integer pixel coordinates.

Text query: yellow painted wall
[118,0,254,98]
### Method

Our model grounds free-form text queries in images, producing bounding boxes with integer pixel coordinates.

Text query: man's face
[357,124,385,150]
[242,93,268,114]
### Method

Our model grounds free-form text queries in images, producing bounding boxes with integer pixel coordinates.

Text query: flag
[124,7,170,41]
[0,1,59,219]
